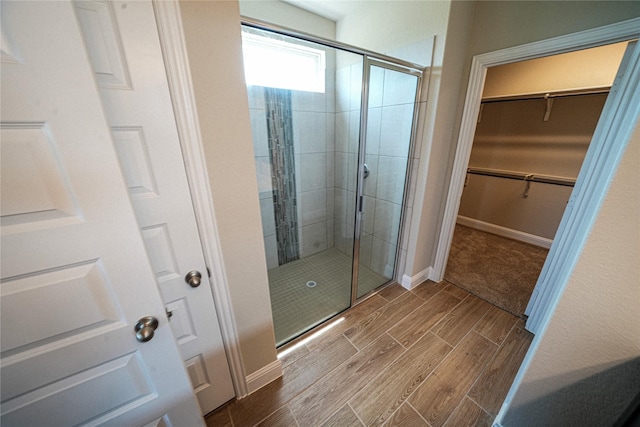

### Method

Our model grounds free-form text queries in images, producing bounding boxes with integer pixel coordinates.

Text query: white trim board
[246,360,283,394]
[401,266,435,290]
[153,0,251,398]
[456,216,553,249]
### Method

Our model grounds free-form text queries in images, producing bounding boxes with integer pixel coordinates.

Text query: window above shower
[241,30,326,93]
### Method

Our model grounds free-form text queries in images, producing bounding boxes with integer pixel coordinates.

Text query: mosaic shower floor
[268,247,390,346]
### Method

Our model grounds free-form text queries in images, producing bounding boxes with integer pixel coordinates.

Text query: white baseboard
[401,266,435,290]
[457,215,552,249]
[245,359,283,396]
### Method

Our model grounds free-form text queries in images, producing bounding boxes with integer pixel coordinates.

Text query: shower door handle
[363,163,370,179]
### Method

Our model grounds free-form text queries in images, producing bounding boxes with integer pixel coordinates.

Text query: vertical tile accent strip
[264,87,300,265]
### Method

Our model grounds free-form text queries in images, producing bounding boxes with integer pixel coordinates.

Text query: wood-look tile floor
[205,280,533,427]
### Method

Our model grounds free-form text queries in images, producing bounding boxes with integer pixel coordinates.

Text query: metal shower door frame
[240,16,426,307]
[351,57,424,305]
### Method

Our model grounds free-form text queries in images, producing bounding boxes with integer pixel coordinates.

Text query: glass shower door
[355,61,420,298]
[243,22,424,345]
[243,24,364,346]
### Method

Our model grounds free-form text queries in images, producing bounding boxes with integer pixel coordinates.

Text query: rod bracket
[523,174,534,198]
[543,94,554,122]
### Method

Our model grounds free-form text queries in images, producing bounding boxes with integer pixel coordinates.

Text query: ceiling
[282,0,362,21]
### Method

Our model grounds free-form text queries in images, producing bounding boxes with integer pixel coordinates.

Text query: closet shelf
[481,86,610,104]
[467,167,576,187]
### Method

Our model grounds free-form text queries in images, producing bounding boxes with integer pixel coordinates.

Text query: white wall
[239,0,335,39]
[483,42,628,99]
[403,0,476,283]
[459,93,607,241]
[500,112,640,427]
[335,0,448,63]
[468,1,640,56]
[178,0,278,377]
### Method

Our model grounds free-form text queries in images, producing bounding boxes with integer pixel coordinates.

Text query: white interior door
[72,0,235,414]
[0,2,204,426]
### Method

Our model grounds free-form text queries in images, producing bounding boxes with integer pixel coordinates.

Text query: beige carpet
[444,224,549,317]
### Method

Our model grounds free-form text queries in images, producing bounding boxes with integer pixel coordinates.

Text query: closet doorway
[443,42,629,318]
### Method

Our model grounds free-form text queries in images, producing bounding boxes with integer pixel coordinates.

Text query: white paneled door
[2,1,203,425]
[73,0,234,414]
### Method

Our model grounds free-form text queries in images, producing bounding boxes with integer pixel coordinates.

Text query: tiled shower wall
[335,63,416,278]
[332,60,361,262]
[250,46,422,278]
[249,51,336,269]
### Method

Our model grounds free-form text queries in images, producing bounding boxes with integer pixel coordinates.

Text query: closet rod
[481,86,610,104]
[467,167,575,187]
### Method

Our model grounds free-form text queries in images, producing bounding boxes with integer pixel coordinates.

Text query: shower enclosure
[242,21,423,346]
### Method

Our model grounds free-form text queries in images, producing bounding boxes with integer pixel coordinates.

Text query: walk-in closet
[444,42,630,317]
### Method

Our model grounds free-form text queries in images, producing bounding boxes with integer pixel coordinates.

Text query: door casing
[153,0,255,397]
[433,17,640,425]
[434,17,640,334]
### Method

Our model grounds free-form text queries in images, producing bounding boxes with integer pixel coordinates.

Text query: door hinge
[206,266,211,278]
